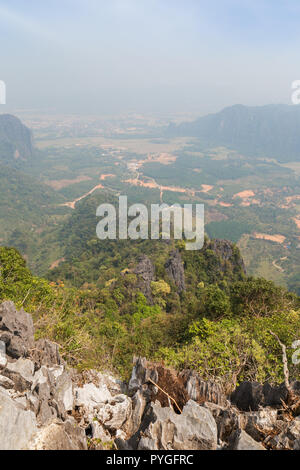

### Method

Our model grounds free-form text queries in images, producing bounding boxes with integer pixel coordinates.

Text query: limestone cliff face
[165,250,185,293]
[208,239,247,275]
[134,255,156,302]
[0,114,33,166]
[132,239,245,300]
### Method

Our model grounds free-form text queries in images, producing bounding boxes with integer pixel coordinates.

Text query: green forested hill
[0,165,66,240]
[0,242,299,387]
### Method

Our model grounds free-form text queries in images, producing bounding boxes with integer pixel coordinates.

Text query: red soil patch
[286,195,300,204]
[253,233,286,244]
[100,174,115,181]
[201,184,213,193]
[50,258,65,270]
[233,190,255,199]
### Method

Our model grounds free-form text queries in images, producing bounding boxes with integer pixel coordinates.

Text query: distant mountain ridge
[167,104,300,162]
[0,114,33,166]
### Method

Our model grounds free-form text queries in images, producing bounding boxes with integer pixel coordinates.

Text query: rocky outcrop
[165,250,185,293]
[30,419,87,451]
[264,418,300,450]
[229,429,266,451]
[180,370,227,407]
[1,301,300,451]
[204,239,247,277]
[134,255,155,302]
[0,301,127,450]
[0,388,37,450]
[31,339,62,368]
[0,301,35,359]
[129,357,227,409]
[118,400,218,451]
[231,380,300,411]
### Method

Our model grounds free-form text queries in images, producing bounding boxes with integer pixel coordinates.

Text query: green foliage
[158,309,300,388]
[0,242,299,386]
[201,285,231,319]
[0,165,65,240]
[0,247,54,310]
[230,277,299,317]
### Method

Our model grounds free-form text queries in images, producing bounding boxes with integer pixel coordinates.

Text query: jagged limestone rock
[55,371,73,412]
[6,358,35,382]
[230,430,266,451]
[0,301,34,359]
[138,400,218,450]
[97,394,132,434]
[0,388,37,450]
[74,382,112,410]
[165,250,185,293]
[30,419,87,451]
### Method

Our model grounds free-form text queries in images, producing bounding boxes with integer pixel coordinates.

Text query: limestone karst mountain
[167,104,300,162]
[0,114,33,166]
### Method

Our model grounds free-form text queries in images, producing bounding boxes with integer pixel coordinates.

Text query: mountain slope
[167,104,300,162]
[0,114,33,166]
[0,165,66,241]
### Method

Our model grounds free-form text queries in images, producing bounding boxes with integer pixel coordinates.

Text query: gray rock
[0,374,14,390]
[74,382,112,410]
[230,430,266,450]
[262,383,288,407]
[136,400,218,450]
[232,381,300,412]
[31,419,87,450]
[32,365,55,392]
[88,420,112,443]
[180,370,227,406]
[128,357,158,395]
[1,368,32,393]
[134,255,155,303]
[294,439,300,450]
[31,366,59,425]
[49,365,64,381]
[204,402,240,443]
[131,390,147,435]
[231,382,264,411]
[77,369,126,397]
[0,301,34,359]
[55,371,73,412]
[244,409,278,442]
[286,419,300,441]
[31,338,62,367]
[0,388,37,450]
[97,394,132,434]
[15,396,29,408]
[26,392,40,414]
[0,340,7,368]
[165,250,185,293]
[6,358,34,382]
[37,399,57,426]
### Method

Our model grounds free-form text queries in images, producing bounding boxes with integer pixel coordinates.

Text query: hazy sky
[1,0,300,115]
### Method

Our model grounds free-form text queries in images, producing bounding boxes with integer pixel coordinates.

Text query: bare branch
[148,378,182,414]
